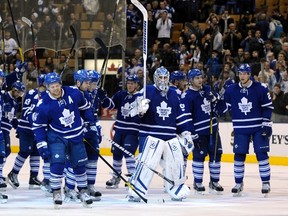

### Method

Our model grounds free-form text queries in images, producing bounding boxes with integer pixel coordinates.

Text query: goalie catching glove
[138,98,150,115]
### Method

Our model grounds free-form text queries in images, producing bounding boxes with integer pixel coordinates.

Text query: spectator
[271,83,286,122]
[218,10,234,34]
[156,10,172,48]
[223,23,242,56]
[255,13,270,41]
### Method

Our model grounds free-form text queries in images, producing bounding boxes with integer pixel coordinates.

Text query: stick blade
[69,25,77,41]
[95,37,108,56]
[21,16,32,27]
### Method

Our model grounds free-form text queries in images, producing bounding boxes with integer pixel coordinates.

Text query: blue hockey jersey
[32,86,95,143]
[222,81,273,134]
[183,85,218,135]
[1,91,19,133]
[139,85,191,141]
[109,90,141,135]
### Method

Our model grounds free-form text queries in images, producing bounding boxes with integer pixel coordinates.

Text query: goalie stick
[60,25,77,78]
[83,139,164,204]
[7,0,24,62]
[103,135,176,186]
[131,0,148,99]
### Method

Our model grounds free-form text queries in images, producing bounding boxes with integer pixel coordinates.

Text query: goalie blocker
[128,136,190,201]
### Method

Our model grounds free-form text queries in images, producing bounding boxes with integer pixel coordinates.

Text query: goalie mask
[154,66,170,94]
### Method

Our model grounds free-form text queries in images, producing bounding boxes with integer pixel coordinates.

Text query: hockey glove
[36,141,50,160]
[180,131,194,155]
[261,121,272,137]
[12,118,18,129]
[84,123,99,139]
[15,62,28,77]
[138,98,150,116]
[98,89,108,101]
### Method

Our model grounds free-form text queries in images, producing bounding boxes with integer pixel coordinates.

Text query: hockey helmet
[238,64,251,74]
[170,70,186,83]
[126,74,139,83]
[74,69,90,85]
[44,72,62,86]
[87,70,101,83]
[12,81,25,92]
[187,68,202,80]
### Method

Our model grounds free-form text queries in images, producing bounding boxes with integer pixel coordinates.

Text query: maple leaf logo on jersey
[121,100,138,119]
[121,102,130,119]
[201,98,211,115]
[238,97,252,115]
[156,101,171,120]
[59,108,75,128]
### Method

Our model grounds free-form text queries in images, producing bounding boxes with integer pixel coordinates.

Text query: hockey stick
[103,135,175,186]
[101,0,120,89]
[7,0,24,62]
[22,16,40,99]
[0,16,5,72]
[83,139,164,204]
[131,0,148,99]
[94,37,108,88]
[60,25,77,78]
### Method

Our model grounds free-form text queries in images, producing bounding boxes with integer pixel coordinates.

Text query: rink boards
[10,121,288,165]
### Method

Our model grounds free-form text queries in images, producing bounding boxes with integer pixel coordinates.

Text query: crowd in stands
[1,0,288,120]
[124,0,288,121]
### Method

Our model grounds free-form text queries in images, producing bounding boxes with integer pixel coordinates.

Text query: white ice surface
[1,154,288,216]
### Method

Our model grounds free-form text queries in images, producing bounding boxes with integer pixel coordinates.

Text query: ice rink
[1,153,288,216]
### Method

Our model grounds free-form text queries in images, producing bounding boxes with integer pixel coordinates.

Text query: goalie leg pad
[129,136,165,198]
[163,138,190,199]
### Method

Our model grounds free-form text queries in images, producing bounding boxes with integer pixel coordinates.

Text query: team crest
[121,101,138,119]
[201,98,211,115]
[156,101,171,120]
[59,108,75,128]
[238,97,252,115]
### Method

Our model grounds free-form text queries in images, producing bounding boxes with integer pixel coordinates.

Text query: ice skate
[106,176,121,189]
[209,181,224,194]
[40,181,52,197]
[79,189,93,208]
[87,185,101,201]
[53,190,62,209]
[7,172,19,189]
[0,177,7,191]
[232,183,243,197]
[64,186,80,203]
[193,182,205,195]
[261,182,270,197]
[28,173,41,190]
[0,192,8,204]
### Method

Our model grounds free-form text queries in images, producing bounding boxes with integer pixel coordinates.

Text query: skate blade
[0,198,8,204]
[91,196,101,201]
[262,192,270,198]
[0,187,7,192]
[194,190,205,195]
[54,204,61,209]
[106,185,119,189]
[29,185,41,190]
[7,182,18,190]
[209,188,223,195]
[82,202,93,208]
[64,197,81,203]
[171,197,183,202]
[232,192,242,197]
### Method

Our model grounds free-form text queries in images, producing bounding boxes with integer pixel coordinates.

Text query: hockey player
[183,68,224,194]
[32,72,95,208]
[63,69,102,202]
[217,64,273,196]
[128,66,193,202]
[169,70,187,94]
[7,74,46,190]
[104,74,141,189]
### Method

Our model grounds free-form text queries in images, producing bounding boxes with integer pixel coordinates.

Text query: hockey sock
[192,160,204,183]
[209,154,221,182]
[234,154,246,183]
[42,161,50,182]
[64,166,76,190]
[29,155,40,176]
[256,152,270,182]
[74,166,88,191]
[50,163,65,191]
[112,159,122,176]
[125,156,136,175]
[12,152,29,174]
[86,160,97,185]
